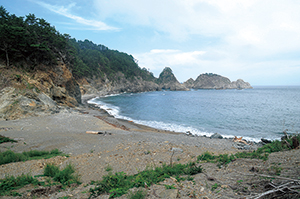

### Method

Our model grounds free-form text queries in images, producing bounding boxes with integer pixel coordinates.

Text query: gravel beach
[0,99,299,199]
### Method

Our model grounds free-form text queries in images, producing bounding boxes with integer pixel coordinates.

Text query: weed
[237,180,243,184]
[127,188,147,199]
[90,162,202,198]
[0,149,63,165]
[187,176,194,181]
[196,135,300,168]
[44,163,80,185]
[0,173,41,196]
[105,164,113,172]
[0,135,17,144]
[164,184,176,189]
[270,166,283,176]
[211,183,220,191]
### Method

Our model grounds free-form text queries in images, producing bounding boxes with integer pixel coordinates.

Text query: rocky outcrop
[185,73,252,90]
[183,78,195,88]
[0,87,62,120]
[0,62,81,120]
[78,72,161,96]
[157,67,189,91]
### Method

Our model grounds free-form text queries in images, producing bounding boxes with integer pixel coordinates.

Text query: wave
[88,97,262,142]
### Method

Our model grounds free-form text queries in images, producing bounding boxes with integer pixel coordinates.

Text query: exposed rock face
[78,72,160,96]
[0,62,81,120]
[183,78,195,88]
[185,73,252,90]
[157,67,188,91]
[0,87,61,120]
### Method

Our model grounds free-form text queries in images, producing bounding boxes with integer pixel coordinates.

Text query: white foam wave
[88,97,262,142]
[87,97,120,117]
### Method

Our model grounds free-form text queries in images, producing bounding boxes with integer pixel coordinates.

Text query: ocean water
[88,86,300,142]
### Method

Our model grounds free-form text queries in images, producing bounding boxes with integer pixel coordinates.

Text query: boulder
[210,133,223,139]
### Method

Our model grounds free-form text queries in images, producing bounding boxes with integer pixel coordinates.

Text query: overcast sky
[1,0,300,85]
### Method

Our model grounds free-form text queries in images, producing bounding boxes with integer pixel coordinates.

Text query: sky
[1,0,300,85]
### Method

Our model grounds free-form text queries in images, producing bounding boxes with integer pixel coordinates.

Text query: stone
[171,148,183,153]
[210,133,223,139]
[159,189,178,199]
[261,138,272,144]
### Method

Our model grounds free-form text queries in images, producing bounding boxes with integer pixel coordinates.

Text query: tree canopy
[0,6,155,82]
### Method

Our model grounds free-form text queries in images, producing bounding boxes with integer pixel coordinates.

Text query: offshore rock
[157,67,189,91]
[186,73,252,90]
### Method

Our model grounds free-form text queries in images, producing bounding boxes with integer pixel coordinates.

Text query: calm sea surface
[88,86,300,141]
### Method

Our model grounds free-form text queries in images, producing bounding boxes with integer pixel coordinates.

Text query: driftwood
[86,131,111,135]
[251,181,300,199]
[233,136,248,145]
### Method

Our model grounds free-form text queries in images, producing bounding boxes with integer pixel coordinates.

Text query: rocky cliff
[0,62,81,120]
[184,73,252,90]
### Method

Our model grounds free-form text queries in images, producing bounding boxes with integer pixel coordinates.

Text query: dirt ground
[0,105,299,199]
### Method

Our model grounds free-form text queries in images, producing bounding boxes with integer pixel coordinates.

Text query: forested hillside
[0,6,155,82]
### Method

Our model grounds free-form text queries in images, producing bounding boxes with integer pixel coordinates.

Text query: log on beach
[86,131,111,135]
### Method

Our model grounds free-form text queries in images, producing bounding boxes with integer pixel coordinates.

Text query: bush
[44,163,80,185]
[0,174,41,196]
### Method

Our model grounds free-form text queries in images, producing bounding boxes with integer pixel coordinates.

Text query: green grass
[0,135,17,144]
[44,163,80,185]
[0,173,42,196]
[89,162,202,198]
[197,135,300,168]
[0,148,63,165]
[0,163,80,196]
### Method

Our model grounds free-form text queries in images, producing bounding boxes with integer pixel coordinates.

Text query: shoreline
[1,95,299,198]
[83,94,264,145]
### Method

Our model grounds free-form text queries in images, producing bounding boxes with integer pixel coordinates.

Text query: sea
[88,86,300,142]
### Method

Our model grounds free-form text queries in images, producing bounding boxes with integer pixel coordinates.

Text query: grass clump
[44,163,80,185]
[0,135,17,144]
[89,162,202,198]
[197,135,300,168]
[0,148,63,165]
[0,173,42,196]
[127,188,147,199]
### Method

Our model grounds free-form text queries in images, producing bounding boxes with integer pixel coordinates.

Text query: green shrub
[90,162,202,198]
[0,135,17,144]
[44,163,80,185]
[0,174,41,196]
[44,164,60,177]
[196,135,299,168]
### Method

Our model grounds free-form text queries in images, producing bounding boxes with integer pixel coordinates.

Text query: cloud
[34,0,118,31]
[94,0,300,53]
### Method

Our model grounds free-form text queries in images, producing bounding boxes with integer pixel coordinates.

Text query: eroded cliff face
[0,63,81,120]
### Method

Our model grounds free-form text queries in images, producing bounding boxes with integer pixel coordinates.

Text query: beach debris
[251,181,300,199]
[210,133,223,139]
[86,131,111,135]
[233,136,248,145]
